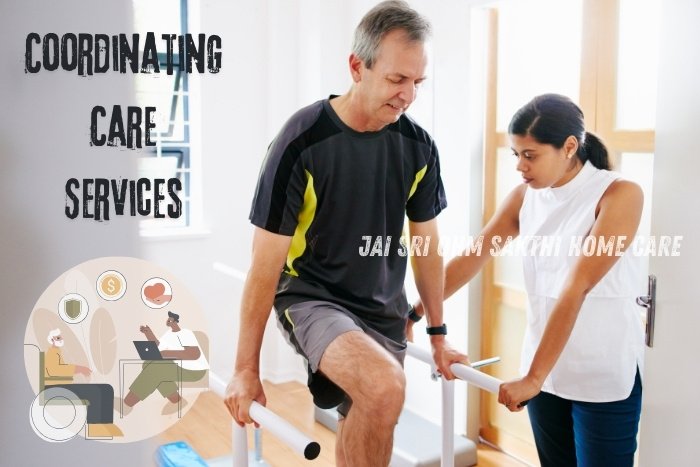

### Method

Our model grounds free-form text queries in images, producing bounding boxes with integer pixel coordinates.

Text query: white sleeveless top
[519,161,644,402]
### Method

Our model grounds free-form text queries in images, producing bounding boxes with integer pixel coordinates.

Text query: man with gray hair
[224,2,468,464]
[44,329,123,437]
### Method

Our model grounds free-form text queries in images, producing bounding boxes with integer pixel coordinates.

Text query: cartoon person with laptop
[120,311,208,415]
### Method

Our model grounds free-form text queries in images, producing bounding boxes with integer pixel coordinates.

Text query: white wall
[141,0,481,436]
[638,0,700,464]
[0,0,150,464]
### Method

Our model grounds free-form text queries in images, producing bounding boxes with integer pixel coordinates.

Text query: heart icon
[144,282,166,300]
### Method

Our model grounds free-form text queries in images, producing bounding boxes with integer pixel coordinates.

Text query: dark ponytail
[581,131,611,170]
[508,94,612,171]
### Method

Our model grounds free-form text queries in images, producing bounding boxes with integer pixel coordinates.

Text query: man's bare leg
[320,331,405,466]
[336,419,347,467]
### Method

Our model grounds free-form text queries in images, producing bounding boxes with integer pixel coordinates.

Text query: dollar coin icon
[96,270,126,301]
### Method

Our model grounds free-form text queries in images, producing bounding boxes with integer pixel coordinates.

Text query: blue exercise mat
[155,441,208,467]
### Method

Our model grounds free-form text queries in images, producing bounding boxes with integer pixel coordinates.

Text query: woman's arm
[408,184,525,338]
[446,184,525,297]
[499,179,644,410]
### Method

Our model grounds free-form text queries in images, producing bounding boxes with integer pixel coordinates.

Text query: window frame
[136,0,204,236]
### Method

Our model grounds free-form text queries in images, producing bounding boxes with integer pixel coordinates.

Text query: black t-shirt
[249,97,446,333]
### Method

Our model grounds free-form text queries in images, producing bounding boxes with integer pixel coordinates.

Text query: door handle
[636,275,656,347]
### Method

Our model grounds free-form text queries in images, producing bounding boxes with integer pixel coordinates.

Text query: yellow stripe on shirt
[407,164,427,200]
[286,170,318,277]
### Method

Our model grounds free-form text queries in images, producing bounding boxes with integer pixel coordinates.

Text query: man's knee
[320,331,406,412]
[371,359,405,396]
[354,357,405,414]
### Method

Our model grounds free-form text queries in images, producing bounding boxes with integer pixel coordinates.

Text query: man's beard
[54,340,64,348]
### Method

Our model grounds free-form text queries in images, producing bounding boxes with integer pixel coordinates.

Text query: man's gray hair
[47,328,61,344]
[352,0,432,69]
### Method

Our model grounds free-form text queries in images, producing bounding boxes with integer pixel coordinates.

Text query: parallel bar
[405,341,437,367]
[213,262,248,281]
[249,402,321,460]
[214,260,319,464]
[449,364,501,395]
[406,342,503,466]
[441,378,455,467]
[471,357,500,369]
[230,403,320,465]
[232,421,248,466]
[406,342,502,395]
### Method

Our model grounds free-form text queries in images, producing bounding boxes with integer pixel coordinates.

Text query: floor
[159,381,531,466]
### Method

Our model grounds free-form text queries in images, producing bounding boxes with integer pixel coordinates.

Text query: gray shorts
[275,300,406,417]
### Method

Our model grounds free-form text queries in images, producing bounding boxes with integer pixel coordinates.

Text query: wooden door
[478,1,658,464]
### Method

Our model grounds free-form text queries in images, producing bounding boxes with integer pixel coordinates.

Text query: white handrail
[215,262,506,465]
[232,420,248,466]
[406,342,503,467]
[406,342,502,394]
[253,401,320,460]
[231,403,321,463]
[213,262,248,281]
[214,262,321,464]
[440,376,455,467]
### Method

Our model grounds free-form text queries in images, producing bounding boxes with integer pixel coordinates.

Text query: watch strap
[408,305,422,323]
[426,324,447,335]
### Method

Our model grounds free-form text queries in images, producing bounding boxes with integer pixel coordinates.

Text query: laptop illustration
[133,340,176,360]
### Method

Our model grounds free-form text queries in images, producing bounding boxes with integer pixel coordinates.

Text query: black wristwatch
[407,305,422,323]
[426,324,447,335]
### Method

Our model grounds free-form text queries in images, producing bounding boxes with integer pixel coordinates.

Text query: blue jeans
[527,369,642,467]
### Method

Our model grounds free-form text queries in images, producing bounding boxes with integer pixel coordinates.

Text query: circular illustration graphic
[141,277,173,308]
[57,293,89,324]
[24,257,210,444]
[29,387,87,442]
[96,270,127,301]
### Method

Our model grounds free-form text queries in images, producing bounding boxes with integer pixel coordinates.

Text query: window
[133,0,197,232]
